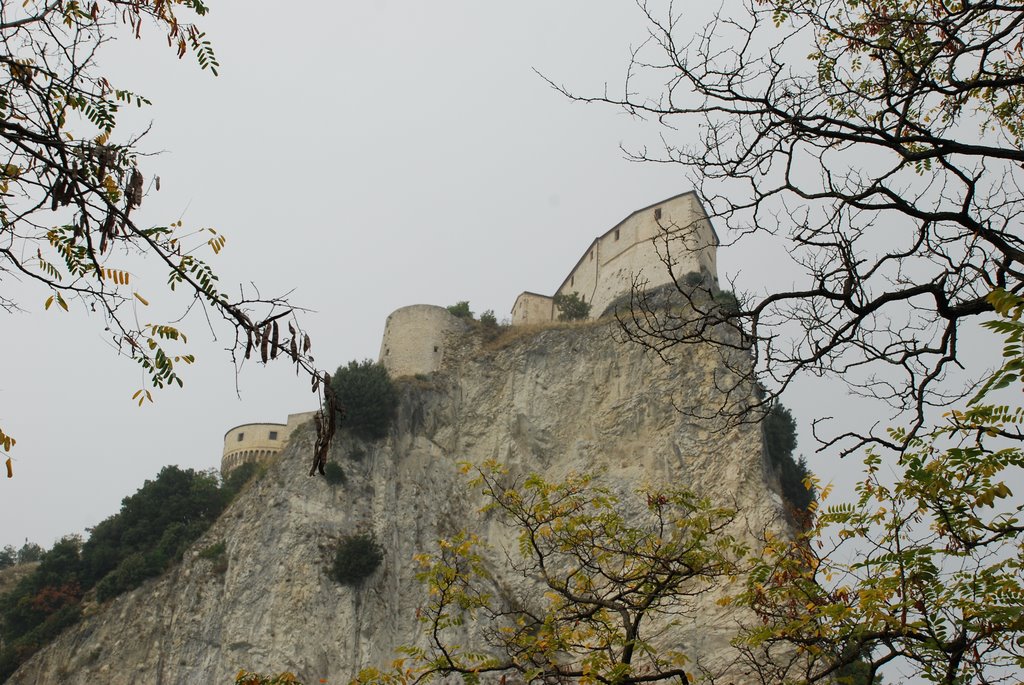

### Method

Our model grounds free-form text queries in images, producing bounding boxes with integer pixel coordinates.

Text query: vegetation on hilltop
[0,464,259,679]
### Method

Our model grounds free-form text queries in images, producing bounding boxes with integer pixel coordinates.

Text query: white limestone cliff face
[8,319,787,685]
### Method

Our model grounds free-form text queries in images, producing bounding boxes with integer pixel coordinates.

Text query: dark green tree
[478,309,497,327]
[553,291,591,321]
[446,301,474,319]
[330,533,383,586]
[16,543,43,564]
[323,461,346,486]
[330,360,398,441]
[763,403,815,512]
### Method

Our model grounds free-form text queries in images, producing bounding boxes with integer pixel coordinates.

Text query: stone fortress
[378,190,718,378]
[221,412,317,476]
[221,191,718,476]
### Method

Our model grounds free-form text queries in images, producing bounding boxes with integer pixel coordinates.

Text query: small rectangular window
[571,275,574,286]
[269,431,278,440]
[589,250,593,261]
[237,432,244,442]
[614,229,620,240]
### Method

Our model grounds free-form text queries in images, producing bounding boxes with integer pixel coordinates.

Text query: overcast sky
[0,1,996,552]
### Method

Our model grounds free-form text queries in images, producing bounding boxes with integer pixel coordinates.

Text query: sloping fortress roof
[512,190,719,325]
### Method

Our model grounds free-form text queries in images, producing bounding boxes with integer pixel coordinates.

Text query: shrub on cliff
[446,301,474,319]
[330,360,398,441]
[478,309,497,327]
[330,533,383,585]
[553,291,591,321]
[323,461,346,485]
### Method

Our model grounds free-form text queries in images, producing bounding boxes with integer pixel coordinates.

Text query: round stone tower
[220,411,316,476]
[378,304,459,377]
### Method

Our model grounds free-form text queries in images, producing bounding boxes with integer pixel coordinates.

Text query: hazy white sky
[0,0,995,549]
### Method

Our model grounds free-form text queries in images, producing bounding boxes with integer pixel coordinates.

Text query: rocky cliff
[8,316,787,684]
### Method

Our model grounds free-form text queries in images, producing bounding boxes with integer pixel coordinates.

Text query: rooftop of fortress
[223,191,720,473]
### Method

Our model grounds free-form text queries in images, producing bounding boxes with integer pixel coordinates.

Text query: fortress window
[237,432,244,442]
[434,346,439,352]
[570,275,574,286]
[614,228,620,240]
[589,250,593,261]
[654,208,662,220]
[269,431,279,440]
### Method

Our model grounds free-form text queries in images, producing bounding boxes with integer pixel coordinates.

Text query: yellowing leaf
[134,292,149,306]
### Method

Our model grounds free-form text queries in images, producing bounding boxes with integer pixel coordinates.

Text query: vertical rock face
[9,320,786,685]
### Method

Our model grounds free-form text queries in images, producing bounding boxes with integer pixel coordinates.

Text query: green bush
[479,309,497,327]
[684,271,705,287]
[330,533,383,586]
[323,461,346,485]
[714,290,741,315]
[197,541,226,561]
[222,460,263,498]
[553,291,591,321]
[16,542,43,564]
[330,360,398,440]
[94,552,160,602]
[446,301,473,319]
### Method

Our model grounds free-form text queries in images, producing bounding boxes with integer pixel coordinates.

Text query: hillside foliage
[763,403,815,513]
[0,464,256,679]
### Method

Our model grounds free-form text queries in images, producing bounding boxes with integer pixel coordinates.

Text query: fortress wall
[284,411,317,436]
[555,193,719,318]
[563,240,600,307]
[221,422,287,476]
[379,305,459,377]
[512,292,555,325]
[221,413,316,476]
